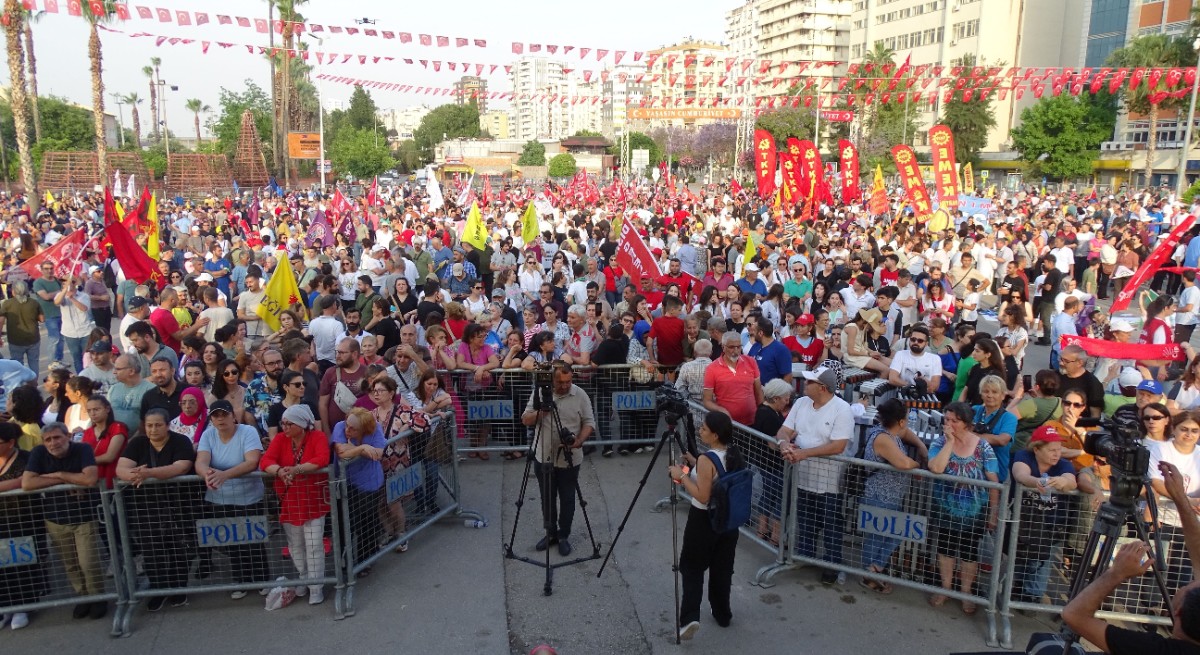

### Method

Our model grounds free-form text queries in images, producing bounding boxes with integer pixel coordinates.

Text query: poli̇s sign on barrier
[386,464,426,505]
[195,516,271,548]
[467,400,514,421]
[612,391,656,411]
[857,504,927,544]
[0,536,38,567]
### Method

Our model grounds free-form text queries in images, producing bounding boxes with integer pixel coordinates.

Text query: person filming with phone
[1063,461,1200,654]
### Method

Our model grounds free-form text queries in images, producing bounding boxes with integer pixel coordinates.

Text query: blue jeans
[795,489,844,566]
[1049,349,1060,371]
[65,335,87,373]
[43,316,63,362]
[9,341,39,371]
[860,498,903,571]
[1016,555,1052,603]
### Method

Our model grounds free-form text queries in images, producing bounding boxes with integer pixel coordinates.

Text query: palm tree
[144,57,160,141]
[1108,35,1193,186]
[22,9,44,142]
[3,2,36,208]
[862,42,896,70]
[83,2,112,182]
[122,92,143,148]
[185,98,210,147]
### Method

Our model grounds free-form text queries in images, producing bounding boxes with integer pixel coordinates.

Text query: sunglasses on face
[1063,400,1087,408]
[223,370,239,377]
[1143,414,1168,421]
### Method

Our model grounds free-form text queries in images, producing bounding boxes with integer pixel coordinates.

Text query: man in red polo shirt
[702,332,764,425]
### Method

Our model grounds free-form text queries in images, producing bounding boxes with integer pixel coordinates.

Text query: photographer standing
[1063,462,1200,654]
[521,362,595,557]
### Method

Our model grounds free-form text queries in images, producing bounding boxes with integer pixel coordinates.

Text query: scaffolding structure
[39,151,150,196]
[231,110,270,189]
[165,154,235,200]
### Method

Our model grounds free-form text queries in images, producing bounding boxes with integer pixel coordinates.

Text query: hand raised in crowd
[1109,540,1153,581]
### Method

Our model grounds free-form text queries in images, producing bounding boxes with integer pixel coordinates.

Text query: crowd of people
[0,179,1198,648]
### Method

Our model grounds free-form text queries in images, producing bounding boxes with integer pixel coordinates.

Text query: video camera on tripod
[1082,404,1152,509]
[655,384,698,457]
[530,361,575,450]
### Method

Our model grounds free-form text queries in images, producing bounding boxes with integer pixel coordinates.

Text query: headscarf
[281,403,316,430]
[178,386,208,444]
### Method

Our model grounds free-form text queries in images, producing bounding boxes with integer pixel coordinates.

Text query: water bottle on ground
[464,519,488,528]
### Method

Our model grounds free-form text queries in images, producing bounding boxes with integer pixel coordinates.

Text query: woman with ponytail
[668,411,745,641]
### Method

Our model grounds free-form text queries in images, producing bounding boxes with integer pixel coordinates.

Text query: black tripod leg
[1130,512,1177,626]
[572,464,601,556]
[597,426,677,577]
[504,432,537,557]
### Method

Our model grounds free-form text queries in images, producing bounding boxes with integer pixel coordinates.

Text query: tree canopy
[517,140,546,166]
[207,80,273,162]
[329,126,396,178]
[754,107,816,149]
[1010,94,1117,180]
[412,103,482,163]
[548,153,577,178]
[939,56,997,168]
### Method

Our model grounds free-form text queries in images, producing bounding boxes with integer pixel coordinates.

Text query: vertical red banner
[891,145,934,223]
[838,139,861,203]
[795,139,819,200]
[753,129,777,200]
[780,153,801,209]
[928,125,960,212]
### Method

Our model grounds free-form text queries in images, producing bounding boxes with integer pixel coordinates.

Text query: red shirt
[260,430,332,525]
[83,421,129,488]
[879,268,899,286]
[647,314,686,366]
[703,356,760,425]
[782,335,825,369]
[149,307,182,353]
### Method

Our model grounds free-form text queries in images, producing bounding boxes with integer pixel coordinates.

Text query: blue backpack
[704,452,754,534]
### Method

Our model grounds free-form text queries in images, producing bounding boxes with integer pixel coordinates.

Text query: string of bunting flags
[23,0,1200,98]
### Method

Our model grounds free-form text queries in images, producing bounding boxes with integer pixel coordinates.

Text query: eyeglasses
[1059,358,1082,366]
[280,420,296,428]
[909,338,927,345]
[288,382,305,388]
[1143,414,1169,421]
[1062,400,1087,408]
[222,370,240,377]
[474,286,484,290]
[371,387,389,394]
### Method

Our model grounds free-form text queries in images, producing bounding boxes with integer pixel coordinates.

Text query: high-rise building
[643,39,732,128]
[725,0,761,63]
[454,75,488,113]
[560,77,605,137]
[848,0,1088,151]
[377,105,433,141]
[757,0,852,97]
[510,57,567,141]
[603,64,650,139]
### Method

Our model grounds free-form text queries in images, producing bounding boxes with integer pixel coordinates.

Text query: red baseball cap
[1030,425,1063,444]
[796,314,815,326]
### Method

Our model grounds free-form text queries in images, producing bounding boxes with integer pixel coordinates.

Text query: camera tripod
[598,406,696,645]
[1025,480,1174,655]
[502,375,600,596]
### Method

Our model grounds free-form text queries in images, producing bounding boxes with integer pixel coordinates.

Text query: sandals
[961,601,978,616]
[859,577,894,595]
[928,593,948,608]
[477,452,490,461]
[394,541,409,554]
[467,452,480,459]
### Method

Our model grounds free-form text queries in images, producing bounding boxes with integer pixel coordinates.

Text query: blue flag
[268,176,284,197]
[232,180,241,197]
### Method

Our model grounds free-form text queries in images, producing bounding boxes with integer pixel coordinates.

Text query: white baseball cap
[1109,319,1135,333]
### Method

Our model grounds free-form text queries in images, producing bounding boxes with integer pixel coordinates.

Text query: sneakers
[230,590,249,600]
[820,570,839,586]
[89,601,107,620]
[9,612,28,630]
[72,603,90,619]
[308,588,324,605]
[678,621,700,641]
[602,447,614,458]
[147,597,166,612]
[169,595,188,608]
[557,538,573,557]
[711,610,731,628]
[294,586,308,598]
[535,535,559,551]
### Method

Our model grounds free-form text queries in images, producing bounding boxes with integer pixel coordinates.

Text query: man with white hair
[676,338,713,401]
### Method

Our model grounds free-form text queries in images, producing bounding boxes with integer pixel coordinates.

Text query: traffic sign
[631,149,649,169]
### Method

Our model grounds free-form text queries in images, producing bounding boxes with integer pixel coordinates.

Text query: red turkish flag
[114,3,130,19]
[419,34,431,46]
[437,35,448,47]
[43,0,59,12]
[87,0,104,16]
[217,14,231,25]
[254,18,268,33]
[512,42,523,54]
[195,12,208,25]
[174,9,190,25]
[67,0,82,16]
[236,16,250,27]
[155,6,171,22]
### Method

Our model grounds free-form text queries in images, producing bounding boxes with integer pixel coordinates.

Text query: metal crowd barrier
[337,414,485,615]
[111,469,347,634]
[441,365,667,455]
[663,400,1009,647]
[0,483,123,636]
[998,485,1173,646]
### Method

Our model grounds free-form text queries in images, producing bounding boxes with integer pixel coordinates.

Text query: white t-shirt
[781,395,854,495]
[961,292,980,322]
[897,283,919,328]
[889,349,943,386]
[1178,285,1200,326]
[1052,246,1075,274]
[1148,440,1200,526]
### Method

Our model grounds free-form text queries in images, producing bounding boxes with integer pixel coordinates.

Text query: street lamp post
[1176,37,1200,201]
[111,93,125,148]
[306,33,327,190]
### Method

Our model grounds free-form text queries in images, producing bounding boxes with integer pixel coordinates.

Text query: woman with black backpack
[668,411,746,641]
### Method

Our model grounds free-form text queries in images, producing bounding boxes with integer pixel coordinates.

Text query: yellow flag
[520,202,539,245]
[743,233,755,267]
[256,260,308,332]
[963,163,975,194]
[144,192,160,260]
[115,201,125,220]
[461,201,488,250]
[872,164,885,194]
[43,191,54,207]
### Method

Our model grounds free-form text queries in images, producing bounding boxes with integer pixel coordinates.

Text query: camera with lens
[1083,404,1151,507]
[902,375,929,399]
[557,427,576,449]
[656,383,690,422]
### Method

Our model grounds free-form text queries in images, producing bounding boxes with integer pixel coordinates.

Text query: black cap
[88,339,113,354]
[207,399,235,417]
[128,296,150,309]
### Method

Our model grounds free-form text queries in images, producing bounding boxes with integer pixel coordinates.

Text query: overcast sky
[3,0,731,135]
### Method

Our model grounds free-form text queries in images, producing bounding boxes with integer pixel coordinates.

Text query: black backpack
[704,452,754,534]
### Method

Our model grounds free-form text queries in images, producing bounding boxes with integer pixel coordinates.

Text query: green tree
[392,139,422,172]
[547,153,577,178]
[206,80,273,161]
[330,126,396,178]
[1108,34,1193,185]
[412,103,481,163]
[517,140,546,166]
[610,131,662,170]
[1011,94,1117,180]
[754,107,816,149]
[571,129,603,138]
[939,55,997,168]
[345,85,383,132]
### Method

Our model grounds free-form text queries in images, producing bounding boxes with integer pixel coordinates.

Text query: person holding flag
[256,255,309,334]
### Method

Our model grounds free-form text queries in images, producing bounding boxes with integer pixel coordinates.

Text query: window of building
[953,19,979,40]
